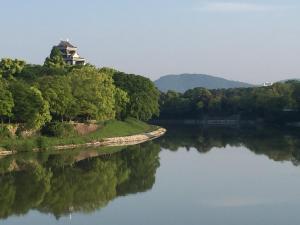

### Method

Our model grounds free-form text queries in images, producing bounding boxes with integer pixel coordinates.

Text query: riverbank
[0,119,166,156]
[50,127,166,150]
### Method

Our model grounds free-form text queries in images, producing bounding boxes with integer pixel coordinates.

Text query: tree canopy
[69,67,117,121]
[44,47,66,69]
[113,72,160,121]
[159,81,300,123]
[0,58,25,80]
[10,81,51,129]
[0,57,162,132]
[37,76,74,121]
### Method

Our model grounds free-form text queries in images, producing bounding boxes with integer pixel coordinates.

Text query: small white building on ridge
[263,82,273,87]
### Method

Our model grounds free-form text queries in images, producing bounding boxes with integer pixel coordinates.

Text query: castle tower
[56,40,86,65]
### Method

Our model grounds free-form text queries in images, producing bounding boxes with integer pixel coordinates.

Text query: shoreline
[0,127,166,157]
[151,119,300,126]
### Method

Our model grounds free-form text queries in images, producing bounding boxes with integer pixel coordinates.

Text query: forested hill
[155,74,254,93]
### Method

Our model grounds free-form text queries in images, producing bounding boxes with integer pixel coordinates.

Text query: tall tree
[37,76,74,120]
[10,81,51,129]
[70,67,116,121]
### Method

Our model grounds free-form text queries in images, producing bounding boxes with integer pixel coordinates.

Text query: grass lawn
[0,118,158,152]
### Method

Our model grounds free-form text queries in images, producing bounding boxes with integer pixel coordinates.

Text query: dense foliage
[9,81,51,129]
[0,80,14,123]
[113,72,160,121]
[0,56,160,131]
[70,67,117,121]
[0,58,25,80]
[159,81,300,123]
[41,122,75,137]
[44,47,66,69]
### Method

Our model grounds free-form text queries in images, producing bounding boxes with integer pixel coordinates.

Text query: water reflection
[160,125,300,165]
[0,125,300,221]
[0,142,160,219]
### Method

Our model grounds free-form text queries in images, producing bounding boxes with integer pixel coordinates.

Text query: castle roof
[58,40,76,48]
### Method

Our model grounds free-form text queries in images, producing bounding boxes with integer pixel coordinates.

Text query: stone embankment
[0,127,167,157]
[54,127,166,150]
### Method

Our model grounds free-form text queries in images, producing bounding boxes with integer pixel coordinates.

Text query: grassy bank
[0,118,158,153]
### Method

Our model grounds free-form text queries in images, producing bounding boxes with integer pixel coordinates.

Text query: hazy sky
[0,0,299,84]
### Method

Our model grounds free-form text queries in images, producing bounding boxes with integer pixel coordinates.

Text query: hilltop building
[55,40,86,65]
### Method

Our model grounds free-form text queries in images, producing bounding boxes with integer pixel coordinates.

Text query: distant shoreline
[151,119,300,127]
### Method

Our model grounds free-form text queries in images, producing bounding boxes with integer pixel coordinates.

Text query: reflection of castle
[56,40,86,65]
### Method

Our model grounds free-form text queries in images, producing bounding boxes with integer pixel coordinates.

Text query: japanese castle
[56,40,86,65]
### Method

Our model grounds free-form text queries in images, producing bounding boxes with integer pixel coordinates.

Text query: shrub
[41,122,75,137]
[19,140,36,152]
[0,125,12,138]
[5,140,36,152]
[36,136,51,151]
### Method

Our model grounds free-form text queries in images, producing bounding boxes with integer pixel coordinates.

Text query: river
[0,125,300,225]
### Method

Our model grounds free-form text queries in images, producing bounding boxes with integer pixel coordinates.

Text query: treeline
[0,49,159,131]
[159,82,300,122]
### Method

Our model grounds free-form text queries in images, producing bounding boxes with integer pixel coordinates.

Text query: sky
[0,0,299,84]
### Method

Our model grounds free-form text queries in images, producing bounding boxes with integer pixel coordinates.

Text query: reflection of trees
[1,125,299,220]
[159,125,241,153]
[0,177,16,218]
[0,163,52,219]
[0,141,160,219]
[117,142,160,195]
[159,125,300,165]
[39,159,118,217]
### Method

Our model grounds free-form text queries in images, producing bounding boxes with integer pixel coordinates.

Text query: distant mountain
[154,74,254,93]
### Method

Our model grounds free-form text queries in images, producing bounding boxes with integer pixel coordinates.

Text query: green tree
[0,79,14,123]
[99,67,118,76]
[44,47,65,68]
[0,58,25,80]
[37,76,74,120]
[184,88,212,116]
[10,81,51,129]
[114,88,129,120]
[70,67,116,121]
[113,72,160,121]
[159,91,192,119]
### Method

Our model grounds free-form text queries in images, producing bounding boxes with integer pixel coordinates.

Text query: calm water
[1,125,300,225]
